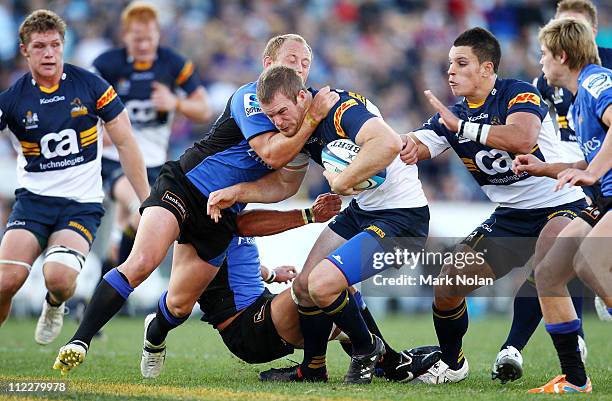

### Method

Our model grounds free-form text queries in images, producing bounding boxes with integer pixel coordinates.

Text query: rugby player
[53,34,339,376]
[511,17,612,393]
[494,0,612,380]
[94,2,211,268]
[399,27,587,384]
[207,66,429,384]
[0,10,148,344]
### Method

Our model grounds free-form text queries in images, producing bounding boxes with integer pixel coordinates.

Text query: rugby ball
[321,139,386,190]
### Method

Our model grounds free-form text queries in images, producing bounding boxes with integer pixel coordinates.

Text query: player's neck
[31,64,64,90]
[565,69,582,96]
[465,76,496,107]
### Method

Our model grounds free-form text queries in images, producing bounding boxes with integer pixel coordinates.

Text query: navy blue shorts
[462,199,587,277]
[6,189,105,249]
[326,200,429,285]
[101,158,162,199]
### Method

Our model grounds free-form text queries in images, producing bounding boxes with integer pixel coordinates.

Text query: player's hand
[311,193,342,222]
[207,187,239,223]
[400,133,419,165]
[306,86,340,125]
[323,170,364,196]
[424,90,460,132]
[273,265,297,283]
[151,81,178,112]
[512,154,546,176]
[555,168,598,191]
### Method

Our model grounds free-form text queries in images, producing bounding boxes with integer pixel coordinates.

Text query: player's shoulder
[597,46,612,69]
[579,64,612,99]
[157,46,186,64]
[65,63,104,83]
[0,72,30,109]
[497,77,539,95]
[230,81,263,118]
[93,47,125,66]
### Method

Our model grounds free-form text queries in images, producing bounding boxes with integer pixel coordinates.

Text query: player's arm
[400,133,432,164]
[326,117,402,195]
[260,265,297,284]
[249,87,339,169]
[423,90,540,154]
[512,154,587,178]
[105,110,150,201]
[556,104,612,189]
[151,82,211,123]
[236,192,341,236]
[207,166,308,223]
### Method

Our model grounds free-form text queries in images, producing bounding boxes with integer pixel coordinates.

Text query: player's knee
[122,253,158,285]
[43,268,75,295]
[0,270,24,297]
[308,265,342,306]
[292,272,310,303]
[164,294,192,318]
[572,252,592,281]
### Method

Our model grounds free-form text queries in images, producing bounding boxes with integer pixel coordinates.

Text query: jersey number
[475,149,512,175]
[41,129,79,159]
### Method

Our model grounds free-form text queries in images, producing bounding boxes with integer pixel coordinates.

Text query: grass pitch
[1,314,610,400]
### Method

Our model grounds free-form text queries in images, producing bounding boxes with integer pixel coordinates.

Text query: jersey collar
[465,76,499,109]
[32,71,67,94]
[126,48,158,71]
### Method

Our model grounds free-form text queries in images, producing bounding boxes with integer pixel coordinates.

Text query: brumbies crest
[70,98,88,117]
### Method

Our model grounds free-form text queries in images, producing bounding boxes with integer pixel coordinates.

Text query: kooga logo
[40,95,66,105]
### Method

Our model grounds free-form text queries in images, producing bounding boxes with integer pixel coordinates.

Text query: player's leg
[141,242,219,378]
[531,218,591,392]
[35,229,89,345]
[0,229,41,325]
[112,175,141,266]
[53,206,179,375]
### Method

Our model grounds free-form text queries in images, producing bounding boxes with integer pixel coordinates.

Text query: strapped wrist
[264,268,276,284]
[302,207,315,224]
[458,120,491,145]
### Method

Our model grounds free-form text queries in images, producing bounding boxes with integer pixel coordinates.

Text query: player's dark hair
[19,9,66,45]
[453,27,501,73]
[257,65,306,105]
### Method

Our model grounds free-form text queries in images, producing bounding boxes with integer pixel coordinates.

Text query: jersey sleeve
[505,81,548,120]
[91,74,125,123]
[413,114,451,158]
[581,70,612,120]
[169,50,200,95]
[331,97,377,143]
[230,88,277,141]
[0,92,7,132]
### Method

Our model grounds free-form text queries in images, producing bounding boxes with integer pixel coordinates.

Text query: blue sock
[608,308,612,316]
[145,291,189,346]
[322,289,373,355]
[433,300,468,370]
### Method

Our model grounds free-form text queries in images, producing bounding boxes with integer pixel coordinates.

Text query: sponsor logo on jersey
[243,93,262,117]
[578,137,601,155]
[70,98,88,117]
[161,191,187,221]
[130,71,154,81]
[468,112,488,122]
[6,220,26,228]
[96,86,118,109]
[333,99,358,138]
[366,224,386,238]
[582,72,612,99]
[117,78,131,95]
[40,95,65,105]
[68,221,93,243]
[507,92,540,108]
[23,110,39,129]
[253,302,267,324]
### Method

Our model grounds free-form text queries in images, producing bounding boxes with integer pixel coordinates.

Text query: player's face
[21,31,64,81]
[447,46,486,97]
[260,90,309,137]
[124,20,160,64]
[270,41,312,83]
[540,45,565,87]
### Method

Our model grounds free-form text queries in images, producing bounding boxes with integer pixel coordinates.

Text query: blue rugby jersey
[93,47,201,167]
[0,63,124,203]
[199,236,265,327]
[535,46,612,162]
[414,77,584,208]
[573,64,612,196]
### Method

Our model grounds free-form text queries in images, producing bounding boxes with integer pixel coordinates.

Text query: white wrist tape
[458,120,491,145]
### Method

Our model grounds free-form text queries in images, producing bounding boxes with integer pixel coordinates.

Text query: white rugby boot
[35,298,65,345]
[491,345,523,383]
[140,313,167,378]
[414,357,469,384]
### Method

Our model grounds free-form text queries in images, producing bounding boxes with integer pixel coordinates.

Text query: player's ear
[559,50,569,65]
[262,55,273,69]
[481,61,494,78]
[19,43,28,58]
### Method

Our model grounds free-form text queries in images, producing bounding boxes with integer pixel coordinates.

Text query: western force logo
[70,98,88,117]
[244,93,262,117]
[582,72,612,99]
[40,95,65,105]
[23,111,39,129]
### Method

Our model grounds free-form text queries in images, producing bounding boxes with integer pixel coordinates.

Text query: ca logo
[40,129,79,159]
[475,149,512,175]
[126,99,156,123]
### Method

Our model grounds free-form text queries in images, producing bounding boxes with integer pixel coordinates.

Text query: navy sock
[546,319,587,386]
[502,280,541,351]
[70,268,133,346]
[354,290,399,363]
[298,304,332,376]
[117,225,136,266]
[433,300,468,370]
[322,289,373,355]
[145,291,189,346]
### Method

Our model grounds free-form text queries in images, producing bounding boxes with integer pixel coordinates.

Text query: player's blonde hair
[556,0,597,29]
[262,34,312,62]
[539,18,600,70]
[121,1,159,30]
[19,9,66,45]
[257,65,306,106]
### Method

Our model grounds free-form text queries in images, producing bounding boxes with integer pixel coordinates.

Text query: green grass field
[1,314,610,400]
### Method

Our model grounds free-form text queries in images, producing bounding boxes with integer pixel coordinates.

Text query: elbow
[515,138,538,155]
[381,135,403,162]
[260,152,285,170]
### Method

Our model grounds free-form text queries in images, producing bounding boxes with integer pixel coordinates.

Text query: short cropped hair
[19,9,66,45]
[556,0,597,28]
[453,27,501,73]
[262,34,312,62]
[256,65,306,105]
[539,18,600,70]
[121,2,159,30]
